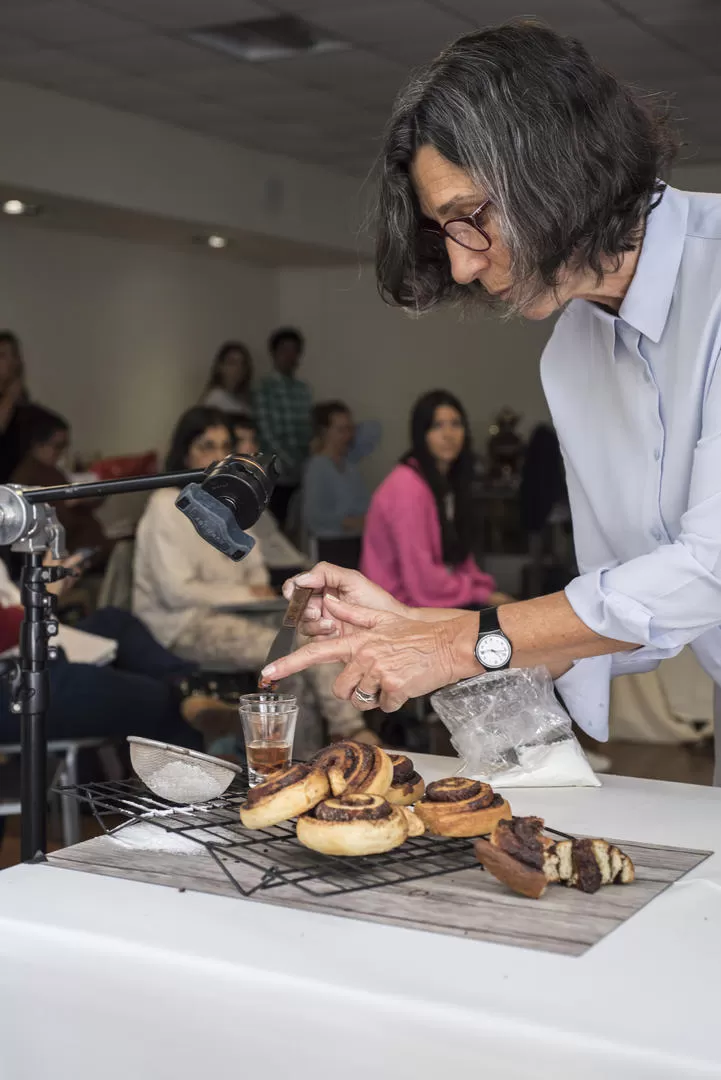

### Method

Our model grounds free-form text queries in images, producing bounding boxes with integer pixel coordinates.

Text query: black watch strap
[478,607,501,635]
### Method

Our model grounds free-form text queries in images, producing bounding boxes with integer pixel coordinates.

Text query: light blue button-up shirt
[543,184,721,739]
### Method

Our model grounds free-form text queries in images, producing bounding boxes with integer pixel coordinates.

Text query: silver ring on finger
[353,687,380,706]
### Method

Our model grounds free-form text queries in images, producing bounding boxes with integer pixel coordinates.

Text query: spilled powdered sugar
[110,822,205,855]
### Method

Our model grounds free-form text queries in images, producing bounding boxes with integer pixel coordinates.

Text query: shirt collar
[614,184,689,344]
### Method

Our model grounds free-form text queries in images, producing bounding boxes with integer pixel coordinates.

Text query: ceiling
[0,0,719,177]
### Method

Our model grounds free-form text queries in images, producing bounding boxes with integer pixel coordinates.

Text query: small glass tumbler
[239,693,298,786]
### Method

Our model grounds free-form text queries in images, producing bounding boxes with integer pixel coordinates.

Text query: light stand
[0,453,277,860]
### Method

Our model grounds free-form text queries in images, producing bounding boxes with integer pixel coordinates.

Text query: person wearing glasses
[260,20,721,782]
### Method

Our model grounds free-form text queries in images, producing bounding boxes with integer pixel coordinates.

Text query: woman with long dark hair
[362,391,502,608]
[202,341,253,418]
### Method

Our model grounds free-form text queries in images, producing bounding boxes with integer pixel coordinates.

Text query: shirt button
[653,448,661,461]
[651,528,663,542]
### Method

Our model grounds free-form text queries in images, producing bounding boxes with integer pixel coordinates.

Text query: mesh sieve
[128,736,244,804]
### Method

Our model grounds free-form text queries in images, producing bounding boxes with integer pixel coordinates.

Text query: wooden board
[47,828,710,957]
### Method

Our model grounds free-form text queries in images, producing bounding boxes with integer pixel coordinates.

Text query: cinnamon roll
[312,740,393,797]
[415,777,511,837]
[296,793,408,856]
[240,763,329,830]
[385,754,425,806]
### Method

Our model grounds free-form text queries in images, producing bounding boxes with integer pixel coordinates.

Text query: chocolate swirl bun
[296,792,408,856]
[385,753,426,806]
[415,777,511,837]
[312,740,393,797]
[240,763,329,830]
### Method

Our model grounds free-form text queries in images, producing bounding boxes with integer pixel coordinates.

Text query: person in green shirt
[254,327,312,530]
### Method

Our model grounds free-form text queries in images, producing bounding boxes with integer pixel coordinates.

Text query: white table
[0,755,720,1080]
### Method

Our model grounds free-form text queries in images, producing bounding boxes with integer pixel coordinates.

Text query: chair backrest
[97,538,135,610]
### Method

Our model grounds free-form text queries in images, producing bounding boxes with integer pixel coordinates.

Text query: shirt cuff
[554,656,612,740]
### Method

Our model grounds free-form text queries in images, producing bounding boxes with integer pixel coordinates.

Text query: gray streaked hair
[375,19,678,315]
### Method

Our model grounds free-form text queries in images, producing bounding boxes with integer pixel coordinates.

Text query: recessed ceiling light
[207,234,228,249]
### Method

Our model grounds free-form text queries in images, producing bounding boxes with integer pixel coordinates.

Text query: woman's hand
[281,563,407,639]
[262,593,479,712]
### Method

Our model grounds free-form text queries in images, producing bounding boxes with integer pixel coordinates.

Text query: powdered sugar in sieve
[128,736,244,804]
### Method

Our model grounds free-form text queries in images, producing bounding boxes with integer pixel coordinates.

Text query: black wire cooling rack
[53,778,481,899]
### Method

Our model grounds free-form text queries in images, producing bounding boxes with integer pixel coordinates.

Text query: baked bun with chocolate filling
[240,764,329,830]
[312,740,393,797]
[296,793,408,856]
[385,754,425,806]
[474,816,636,899]
[415,777,511,837]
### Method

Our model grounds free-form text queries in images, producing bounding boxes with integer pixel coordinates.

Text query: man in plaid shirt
[255,327,312,529]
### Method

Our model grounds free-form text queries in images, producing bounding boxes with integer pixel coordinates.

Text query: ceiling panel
[0,0,142,42]
[0,0,720,176]
[0,31,47,57]
[269,49,407,108]
[73,32,231,75]
[440,0,613,33]
[85,0,268,29]
[305,1,474,63]
[1,46,123,87]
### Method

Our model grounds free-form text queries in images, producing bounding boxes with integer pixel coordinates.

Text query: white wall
[0,220,276,459]
[673,162,721,193]
[278,264,552,489]
[0,80,368,258]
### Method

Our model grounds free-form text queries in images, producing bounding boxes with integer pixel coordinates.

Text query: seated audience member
[303,401,370,570]
[133,407,377,750]
[362,390,508,609]
[232,417,309,585]
[10,405,112,563]
[254,328,312,529]
[0,555,232,751]
[0,330,30,483]
[202,341,254,419]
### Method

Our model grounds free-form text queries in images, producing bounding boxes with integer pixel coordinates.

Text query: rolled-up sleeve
[567,350,721,650]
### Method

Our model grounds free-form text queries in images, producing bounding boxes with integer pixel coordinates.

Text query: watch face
[476,633,512,669]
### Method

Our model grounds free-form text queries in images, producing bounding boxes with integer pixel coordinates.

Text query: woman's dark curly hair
[375,19,678,315]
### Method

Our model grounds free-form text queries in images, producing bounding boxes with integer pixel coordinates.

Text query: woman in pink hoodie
[362,390,506,609]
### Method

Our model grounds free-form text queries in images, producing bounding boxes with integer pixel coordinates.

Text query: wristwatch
[474,607,512,671]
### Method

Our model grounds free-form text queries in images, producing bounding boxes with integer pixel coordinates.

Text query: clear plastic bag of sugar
[430,667,600,787]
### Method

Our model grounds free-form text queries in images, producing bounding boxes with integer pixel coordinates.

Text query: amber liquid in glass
[246,740,291,785]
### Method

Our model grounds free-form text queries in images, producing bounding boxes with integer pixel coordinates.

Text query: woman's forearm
[434,591,639,682]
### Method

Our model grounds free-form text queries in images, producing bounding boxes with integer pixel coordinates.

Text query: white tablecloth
[0,755,720,1080]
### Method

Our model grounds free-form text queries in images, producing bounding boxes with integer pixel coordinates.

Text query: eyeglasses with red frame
[421,199,492,252]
